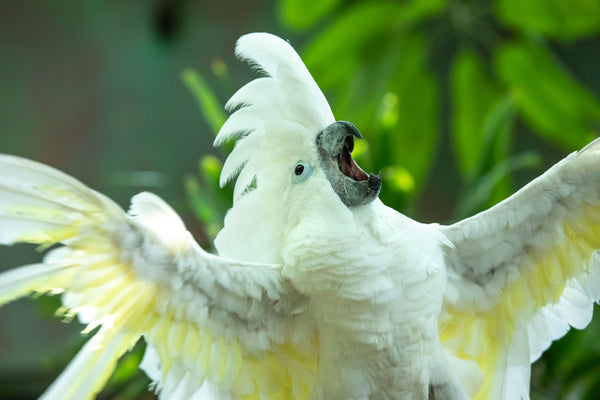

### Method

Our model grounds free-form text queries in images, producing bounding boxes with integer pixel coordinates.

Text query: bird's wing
[0,155,317,400]
[438,138,600,400]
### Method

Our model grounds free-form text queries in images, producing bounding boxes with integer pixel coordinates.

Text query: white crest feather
[215,32,335,189]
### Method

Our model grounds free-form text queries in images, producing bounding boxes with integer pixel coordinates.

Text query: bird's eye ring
[292,161,313,183]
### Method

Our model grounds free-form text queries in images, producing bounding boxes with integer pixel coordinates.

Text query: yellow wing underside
[10,222,318,400]
[77,255,318,399]
[439,204,600,399]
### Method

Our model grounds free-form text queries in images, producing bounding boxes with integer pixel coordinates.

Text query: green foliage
[184,155,232,241]
[182,69,234,244]
[279,0,342,30]
[451,48,499,178]
[276,0,600,219]
[98,340,151,400]
[182,69,228,136]
[450,49,528,215]
[495,41,600,149]
[495,0,600,40]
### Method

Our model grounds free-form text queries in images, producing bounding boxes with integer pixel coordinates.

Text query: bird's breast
[282,208,449,399]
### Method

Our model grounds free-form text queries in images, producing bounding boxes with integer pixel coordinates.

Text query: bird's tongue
[338,136,368,181]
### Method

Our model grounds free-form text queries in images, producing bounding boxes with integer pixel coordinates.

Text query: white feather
[39,326,138,400]
[0,155,97,202]
[215,33,334,189]
[214,107,262,147]
[220,133,262,188]
[527,307,570,362]
[225,77,272,111]
[500,326,531,400]
[128,191,188,251]
[0,261,73,305]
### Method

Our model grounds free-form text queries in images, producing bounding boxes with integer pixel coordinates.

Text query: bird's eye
[292,161,313,183]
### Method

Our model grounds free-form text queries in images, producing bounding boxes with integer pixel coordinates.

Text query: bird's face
[276,121,383,268]
[282,121,382,230]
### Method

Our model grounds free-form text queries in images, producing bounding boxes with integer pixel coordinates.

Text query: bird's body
[284,200,451,400]
[0,32,599,400]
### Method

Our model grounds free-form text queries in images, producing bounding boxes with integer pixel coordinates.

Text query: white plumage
[0,32,599,400]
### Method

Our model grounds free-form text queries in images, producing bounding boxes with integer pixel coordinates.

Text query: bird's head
[270,119,382,234]
[213,33,381,262]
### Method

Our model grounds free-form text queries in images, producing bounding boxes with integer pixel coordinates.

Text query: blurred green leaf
[106,342,145,387]
[303,2,402,89]
[364,34,440,192]
[182,69,227,135]
[495,41,600,149]
[279,0,342,30]
[451,93,518,218]
[303,0,445,89]
[481,96,515,161]
[451,49,499,178]
[200,154,222,187]
[99,340,154,400]
[185,175,220,239]
[479,95,516,205]
[385,38,439,190]
[184,155,231,241]
[454,151,541,218]
[384,165,415,194]
[495,0,600,40]
[32,294,63,319]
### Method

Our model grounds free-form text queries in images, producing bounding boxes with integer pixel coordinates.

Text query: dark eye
[292,161,313,183]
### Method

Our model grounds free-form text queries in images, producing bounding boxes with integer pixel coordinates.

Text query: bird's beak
[317,121,382,207]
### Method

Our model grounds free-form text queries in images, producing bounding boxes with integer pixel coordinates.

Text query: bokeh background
[1,0,599,398]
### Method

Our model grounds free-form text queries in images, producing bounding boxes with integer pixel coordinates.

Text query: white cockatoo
[1,32,599,400]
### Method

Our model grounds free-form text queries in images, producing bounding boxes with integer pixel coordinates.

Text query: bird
[0,32,599,400]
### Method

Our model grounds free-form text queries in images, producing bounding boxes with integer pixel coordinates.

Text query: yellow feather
[167,320,187,356]
[544,255,564,285]
[72,262,124,291]
[195,329,212,375]
[209,337,228,382]
[76,272,136,311]
[181,324,202,366]
[152,319,174,377]
[221,340,242,391]
[16,226,78,246]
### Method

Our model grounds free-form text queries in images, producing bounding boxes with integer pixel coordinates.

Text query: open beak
[317,121,382,207]
[339,134,369,181]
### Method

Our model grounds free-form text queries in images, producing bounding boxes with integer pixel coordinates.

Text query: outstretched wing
[0,154,317,400]
[438,138,600,400]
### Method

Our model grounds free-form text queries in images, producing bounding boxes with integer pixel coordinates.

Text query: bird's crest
[215,32,335,201]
